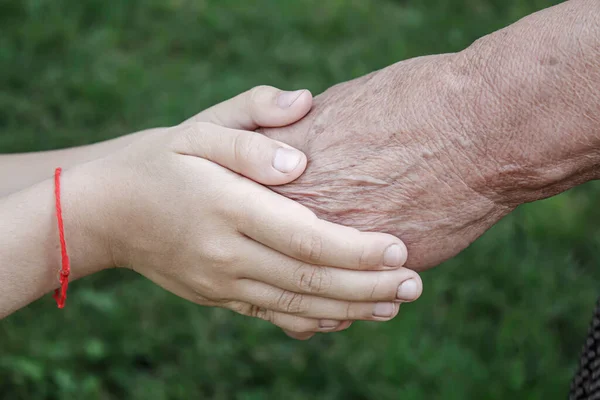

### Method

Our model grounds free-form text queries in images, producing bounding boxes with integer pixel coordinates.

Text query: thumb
[170,121,307,186]
[187,85,313,131]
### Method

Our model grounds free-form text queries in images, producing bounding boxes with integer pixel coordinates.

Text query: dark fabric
[570,298,600,399]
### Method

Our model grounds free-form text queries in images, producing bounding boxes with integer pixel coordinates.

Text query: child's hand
[65,86,422,336]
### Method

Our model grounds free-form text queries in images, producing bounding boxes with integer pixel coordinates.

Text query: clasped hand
[65,85,422,338]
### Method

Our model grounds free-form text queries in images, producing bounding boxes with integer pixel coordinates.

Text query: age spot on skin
[540,56,559,66]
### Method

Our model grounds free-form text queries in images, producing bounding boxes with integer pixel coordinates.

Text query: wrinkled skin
[260,1,600,342]
[261,55,511,271]
[262,40,600,271]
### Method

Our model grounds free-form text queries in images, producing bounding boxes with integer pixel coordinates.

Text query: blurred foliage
[1,0,596,399]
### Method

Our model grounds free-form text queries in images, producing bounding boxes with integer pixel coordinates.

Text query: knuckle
[248,305,272,322]
[227,301,251,315]
[293,263,332,294]
[357,233,399,271]
[276,290,308,314]
[357,236,379,270]
[289,222,324,264]
[248,85,272,102]
[181,121,209,147]
[358,243,370,270]
[368,274,382,301]
[201,107,227,127]
[200,240,237,266]
[232,132,260,164]
[247,85,272,120]
[246,85,277,125]
[170,121,213,155]
[232,302,274,323]
[190,275,226,301]
[345,303,354,320]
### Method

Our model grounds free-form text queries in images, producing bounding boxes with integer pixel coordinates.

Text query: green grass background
[1,0,599,398]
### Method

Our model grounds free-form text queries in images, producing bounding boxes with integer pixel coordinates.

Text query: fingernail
[397,279,418,301]
[273,147,302,173]
[319,319,340,330]
[372,302,395,318]
[277,89,305,108]
[383,244,403,267]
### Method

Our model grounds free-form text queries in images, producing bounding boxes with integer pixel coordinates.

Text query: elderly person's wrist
[447,0,600,208]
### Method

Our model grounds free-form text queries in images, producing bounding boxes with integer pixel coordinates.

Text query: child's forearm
[0,129,154,314]
[0,129,161,197]
[0,167,110,318]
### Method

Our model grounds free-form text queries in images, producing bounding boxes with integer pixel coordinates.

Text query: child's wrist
[59,163,117,279]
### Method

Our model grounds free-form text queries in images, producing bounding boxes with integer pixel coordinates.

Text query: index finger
[236,191,407,270]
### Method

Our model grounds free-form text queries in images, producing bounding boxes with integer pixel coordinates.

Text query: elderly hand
[262,55,509,271]
[262,0,600,271]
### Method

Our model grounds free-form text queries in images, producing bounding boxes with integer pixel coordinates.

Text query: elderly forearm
[453,0,600,205]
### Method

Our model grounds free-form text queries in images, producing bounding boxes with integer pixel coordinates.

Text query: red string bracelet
[52,167,70,308]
